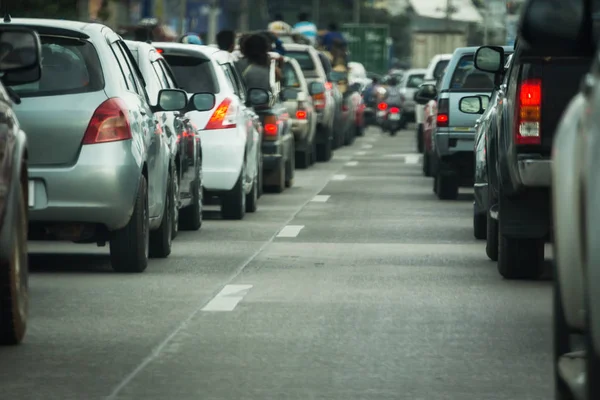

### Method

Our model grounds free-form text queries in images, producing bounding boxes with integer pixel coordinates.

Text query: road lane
[108,128,552,400]
[0,127,553,400]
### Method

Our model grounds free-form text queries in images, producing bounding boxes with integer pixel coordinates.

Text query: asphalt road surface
[0,126,553,400]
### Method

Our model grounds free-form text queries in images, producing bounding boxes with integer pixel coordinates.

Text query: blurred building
[407,0,482,33]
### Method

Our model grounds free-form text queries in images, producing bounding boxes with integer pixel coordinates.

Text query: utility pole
[483,0,489,44]
[207,0,219,45]
[353,0,360,23]
[445,0,451,31]
[180,0,188,35]
[313,0,320,28]
[238,0,249,32]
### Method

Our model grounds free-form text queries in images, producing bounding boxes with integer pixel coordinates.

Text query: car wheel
[285,141,295,188]
[295,147,310,169]
[257,155,264,198]
[473,207,487,240]
[422,151,431,177]
[222,164,246,220]
[171,171,179,239]
[316,130,333,162]
[436,170,459,200]
[497,210,544,279]
[310,137,317,165]
[180,162,203,231]
[246,168,258,213]
[553,271,578,400]
[149,171,173,259]
[0,184,28,345]
[110,176,149,273]
[417,124,424,153]
[485,209,498,261]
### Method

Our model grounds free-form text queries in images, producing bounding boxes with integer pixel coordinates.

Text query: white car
[153,43,262,220]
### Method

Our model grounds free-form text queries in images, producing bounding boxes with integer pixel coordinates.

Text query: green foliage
[6,0,79,20]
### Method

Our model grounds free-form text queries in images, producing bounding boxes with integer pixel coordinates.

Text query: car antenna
[3,0,11,22]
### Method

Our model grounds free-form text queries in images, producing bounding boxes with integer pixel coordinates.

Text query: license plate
[389,114,400,120]
[377,111,386,117]
[28,180,34,208]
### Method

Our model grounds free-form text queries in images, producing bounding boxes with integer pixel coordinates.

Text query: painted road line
[335,155,353,160]
[405,154,421,164]
[346,161,359,166]
[201,284,253,312]
[384,153,420,158]
[362,144,373,149]
[355,151,367,156]
[277,225,305,238]
[311,195,330,202]
[331,174,347,181]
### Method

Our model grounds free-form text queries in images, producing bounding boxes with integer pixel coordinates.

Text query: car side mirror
[189,92,216,112]
[519,0,585,51]
[153,89,188,112]
[0,27,42,86]
[308,81,325,95]
[474,46,504,74]
[248,87,272,107]
[459,95,490,115]
[414,84,437,105]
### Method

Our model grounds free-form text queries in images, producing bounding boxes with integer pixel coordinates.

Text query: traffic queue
[0,17,366,346]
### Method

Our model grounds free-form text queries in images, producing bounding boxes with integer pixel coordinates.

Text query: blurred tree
[6,0,80,19]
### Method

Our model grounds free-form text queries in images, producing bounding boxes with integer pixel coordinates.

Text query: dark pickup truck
[475,41,592,279]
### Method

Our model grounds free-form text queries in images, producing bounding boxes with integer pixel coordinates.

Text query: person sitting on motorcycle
[363,77,379,107]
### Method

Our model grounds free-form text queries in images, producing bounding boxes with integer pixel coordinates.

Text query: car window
[317,53,332,76]
[118,41,150,101]
[286,51,315,70]
[406,74,424,88]
[157,59,177,88]
[282,62,301,88]
[111,42,139,93]
[449,55,496,90]
[152,61,169,89]
[164,55,220,93]
[10,35,104,98]
[433,60,449,81]
[225,63,247,100]
[221,64,240,97]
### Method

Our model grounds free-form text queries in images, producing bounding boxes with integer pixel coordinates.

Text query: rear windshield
[433,60,449,80]
[10,35,104,98]
[163,55,219,93]
[449,55,495,91]
[286,51,315,70]
[406,73,425,88]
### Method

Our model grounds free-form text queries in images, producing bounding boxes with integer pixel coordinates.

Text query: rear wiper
[5,86,21,104]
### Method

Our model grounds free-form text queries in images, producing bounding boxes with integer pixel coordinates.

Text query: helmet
[268,21,291,34]
[180,34,202,45]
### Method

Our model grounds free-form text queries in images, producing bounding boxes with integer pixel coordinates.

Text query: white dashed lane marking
[201,285,253,312]
[276,225,305,238]
[311,195,330,202]
[345,161,359,166]
[331,174,347,181]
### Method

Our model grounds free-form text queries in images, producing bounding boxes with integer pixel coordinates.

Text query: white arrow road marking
[202,284,253,311]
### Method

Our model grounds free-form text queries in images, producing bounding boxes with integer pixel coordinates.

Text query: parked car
[397,68,426,127]
[126,40,205,237]
[415,54,451,153]
[465,54,513,242]
[280,57,318,169]
[475,38,589,278]
[0,25,42,345]
[417,46,513,201]
[284,43,336,161]
[154,42,262,219]
[7,19,201,272]
[248,56,295,193]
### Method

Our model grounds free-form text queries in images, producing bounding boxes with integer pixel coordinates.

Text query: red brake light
[263,115,278,138]
[436,98,449,127]
[378,102,387,110]
[205,98,236,130]
[389,107,399,113]
[296,110,307,119]
[516,78,541,145]
[82,98,132,145]
[437,114,449,124]
[156,48,164,54]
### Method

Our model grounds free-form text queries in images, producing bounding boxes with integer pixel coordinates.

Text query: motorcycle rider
[382,76,403,134]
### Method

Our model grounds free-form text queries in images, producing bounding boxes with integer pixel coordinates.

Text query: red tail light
[436,98,449,127]
[156,48,164,54]
[378,102,387,110]
[313,92,326,110]
[82,98,132,145]
[296,110,307,119]
[205,98,236,130]
[389,107,400,113]
[342,104,349,112]
[263,115,278,139]
[516,79,542,145]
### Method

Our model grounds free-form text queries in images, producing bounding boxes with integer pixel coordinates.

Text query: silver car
[5,19,203,272]
[398,68,426,126]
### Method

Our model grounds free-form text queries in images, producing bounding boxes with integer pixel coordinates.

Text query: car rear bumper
[28,141,141,231]
[517,157,552,187]
[291,119,309,142]
[200,127,244,191]
[434,130,475,157]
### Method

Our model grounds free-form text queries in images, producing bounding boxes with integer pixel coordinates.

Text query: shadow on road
[28,253,113,273]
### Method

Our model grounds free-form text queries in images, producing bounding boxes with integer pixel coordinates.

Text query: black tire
[317,134,332,162]
[110,176,149,273]
[417,124,424,153]
[355,124,364,137]
[257,155,264,197]
[222,166,246,220]
[497,214,544,279]
[345,127,356,146]
[473,208,487,240]
[390,129,397,137]
[486,210,498,261]
[149,172,173,258]
[554,271,577,400]
[0,185,28,345]
[310,137,317,165]
[295,149,310,169]
[179,162,202,231]
[246,170,258,213]
[285,142,295,188]
[436,170,459,200]
[422,151,431,177]
[171,171,179,239]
